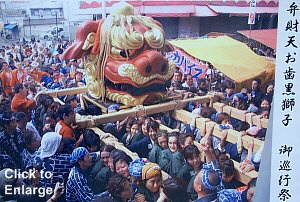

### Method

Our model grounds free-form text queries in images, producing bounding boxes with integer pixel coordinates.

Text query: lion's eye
[120,49,136,58]
[120,50,130,58]
[111,47,137,59]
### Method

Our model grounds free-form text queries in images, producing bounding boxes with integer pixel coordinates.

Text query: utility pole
[55,12,58,38]
[67,0,71,41]
[29,17,31,37]
[101,0,106,19]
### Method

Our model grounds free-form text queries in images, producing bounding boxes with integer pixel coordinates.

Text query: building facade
[65,0,278,40]
[23,0,65,38]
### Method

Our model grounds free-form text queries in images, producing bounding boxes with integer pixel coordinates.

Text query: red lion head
[62,2,175,106]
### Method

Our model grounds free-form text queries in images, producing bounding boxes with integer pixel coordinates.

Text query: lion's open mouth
[105,78,171,96]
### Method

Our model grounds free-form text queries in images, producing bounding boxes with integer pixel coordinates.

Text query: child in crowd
[219,158,244,189]
[128,120,160,158]
[121,120,144,147]
[259,98,271,111]
[139,115,151,137]
[178,133,194,150]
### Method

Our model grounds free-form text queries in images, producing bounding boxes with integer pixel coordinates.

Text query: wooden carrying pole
[76,95,213,129]
[43,86,88,97]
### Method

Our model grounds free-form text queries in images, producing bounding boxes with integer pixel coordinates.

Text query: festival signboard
[166,47,208,79]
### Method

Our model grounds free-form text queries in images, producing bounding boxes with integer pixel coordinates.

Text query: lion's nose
[133,50,168,76]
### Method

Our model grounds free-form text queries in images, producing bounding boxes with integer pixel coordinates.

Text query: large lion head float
[62,2,175,106]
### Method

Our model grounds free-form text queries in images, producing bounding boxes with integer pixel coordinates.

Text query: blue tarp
[4,24,17,30]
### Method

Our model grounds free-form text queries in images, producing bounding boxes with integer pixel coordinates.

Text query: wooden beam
[45,86,88,97]
[159,124,173,132]
[213,102,269,128]
[172,109,198,124]
[252,115,261,128]
[233,160,258,185]
[261,118,269,128]
[172,110,263,153]
[231,108,246,122]
[213,102,225,113]
[210,123,263,152]
[246,113,255,126]
[90,127,139,160]
[223,105,232,116]
[82,95,107,113]
[53,97,65,105]
[76,95,214,129]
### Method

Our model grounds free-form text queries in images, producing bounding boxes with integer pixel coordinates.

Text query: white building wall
[23,23,63,38]
[63,0,94,22]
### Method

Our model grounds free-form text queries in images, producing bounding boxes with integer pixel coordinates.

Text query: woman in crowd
[128,120,160,158]
[178,145,202,200]
[137,163,163,202]
[219,158,244,189]
[96,175,134,202]
[178,133,194,150]
[148,130,168,164]
[264,82,274,103]
[159,132,184,177]
[114,153,133,178]
[89,145,115,194]
[139,115,151,137]
[178,145,202,185]
[108,149,127,173]
[259,98,271,112]
[158,177,189,202]
[121,120,144,147]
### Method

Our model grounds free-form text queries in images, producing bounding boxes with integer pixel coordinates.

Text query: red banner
[166,47,208,79]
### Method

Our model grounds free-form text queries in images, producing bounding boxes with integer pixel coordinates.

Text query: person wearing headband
[128,158,145,187]
[0,111,25,168]
[66,147,100,202]
[192,136,244,202]
[135,162,163,202]
[193,137,223,202]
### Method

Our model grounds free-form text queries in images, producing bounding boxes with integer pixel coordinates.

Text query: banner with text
[166,47,208,79]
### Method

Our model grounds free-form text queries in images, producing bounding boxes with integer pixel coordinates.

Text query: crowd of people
[0,38,273,202]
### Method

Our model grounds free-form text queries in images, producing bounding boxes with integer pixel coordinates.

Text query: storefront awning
[237,29,277,49]
[193,6,218,17]
[4,24,17,30]
[208,5,278,14]
[142,5,194,17]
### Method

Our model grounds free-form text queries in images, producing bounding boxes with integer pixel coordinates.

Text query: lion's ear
[61,20,101,60]
[82,32,96,50]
